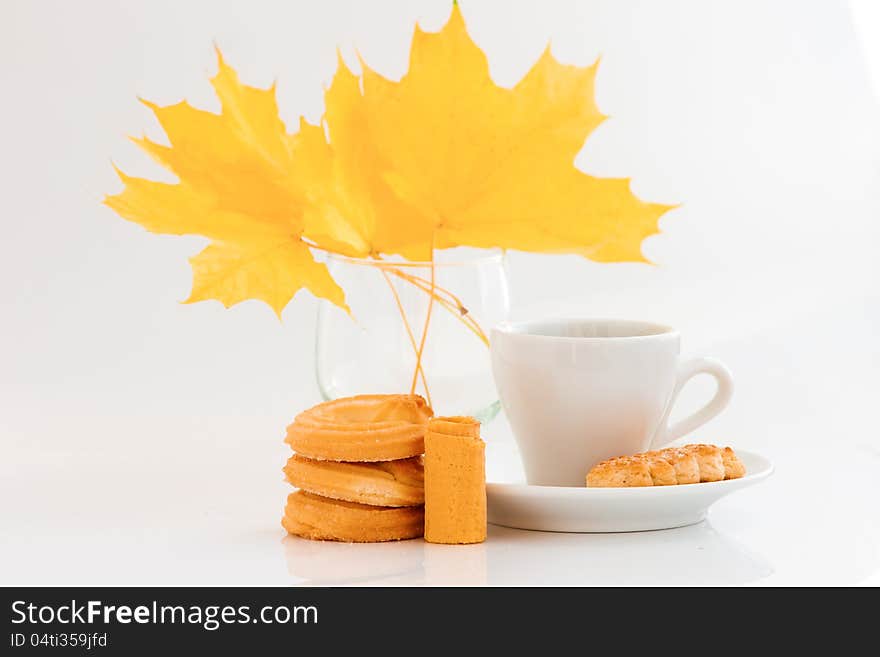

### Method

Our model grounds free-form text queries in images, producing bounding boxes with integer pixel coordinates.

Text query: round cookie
[284,454,424,507]
[282,491,424,542]
[285,394,433,462]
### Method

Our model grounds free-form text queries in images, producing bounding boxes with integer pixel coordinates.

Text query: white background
[1,0,878,585]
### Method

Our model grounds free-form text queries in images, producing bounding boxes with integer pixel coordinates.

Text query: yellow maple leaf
[107,4,676,321]
[322,3,674,262]
[293,55,435,262]
[105,49,347,316]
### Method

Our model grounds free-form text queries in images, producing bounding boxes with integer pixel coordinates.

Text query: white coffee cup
[490,319,734,486]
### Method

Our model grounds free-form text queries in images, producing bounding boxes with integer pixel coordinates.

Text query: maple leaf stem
[410,256,436,395]
[384,268,489,347]
[342,254,470,311]
[379,268,432,407]
[305,242,490,349]
[311,245,490,347]
[388,269,468,313]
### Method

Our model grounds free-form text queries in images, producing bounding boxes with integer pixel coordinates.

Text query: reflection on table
[282,519,772,586]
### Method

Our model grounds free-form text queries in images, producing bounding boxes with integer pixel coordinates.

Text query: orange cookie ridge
[721,446,746,480]
[679,444,726,482]
[586,455,653,487]
[281,491,424,543]
[284,454,424,507]
[285,394,433,462]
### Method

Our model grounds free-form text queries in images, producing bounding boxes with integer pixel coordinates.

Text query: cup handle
[649,357,734,449]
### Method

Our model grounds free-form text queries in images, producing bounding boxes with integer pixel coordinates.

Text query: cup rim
[492,318,678,341]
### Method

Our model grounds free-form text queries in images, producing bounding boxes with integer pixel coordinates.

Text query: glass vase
[315,249,509,422]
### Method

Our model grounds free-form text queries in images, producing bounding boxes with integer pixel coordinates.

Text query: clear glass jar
[315,249,509,422]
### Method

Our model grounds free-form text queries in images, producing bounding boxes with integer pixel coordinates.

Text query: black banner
[0,587,871,652]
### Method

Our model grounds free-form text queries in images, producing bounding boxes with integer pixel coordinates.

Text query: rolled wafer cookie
[283,454,424,507]
[281,491,424,542]
[424,416,486,544]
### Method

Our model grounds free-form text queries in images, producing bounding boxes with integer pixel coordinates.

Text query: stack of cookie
[281,394,433,542]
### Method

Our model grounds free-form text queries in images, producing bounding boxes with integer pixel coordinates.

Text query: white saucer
[487,449,773,533]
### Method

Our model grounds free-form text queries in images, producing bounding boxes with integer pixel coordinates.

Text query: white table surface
[4,293,880,587]
[2,425,877,587]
